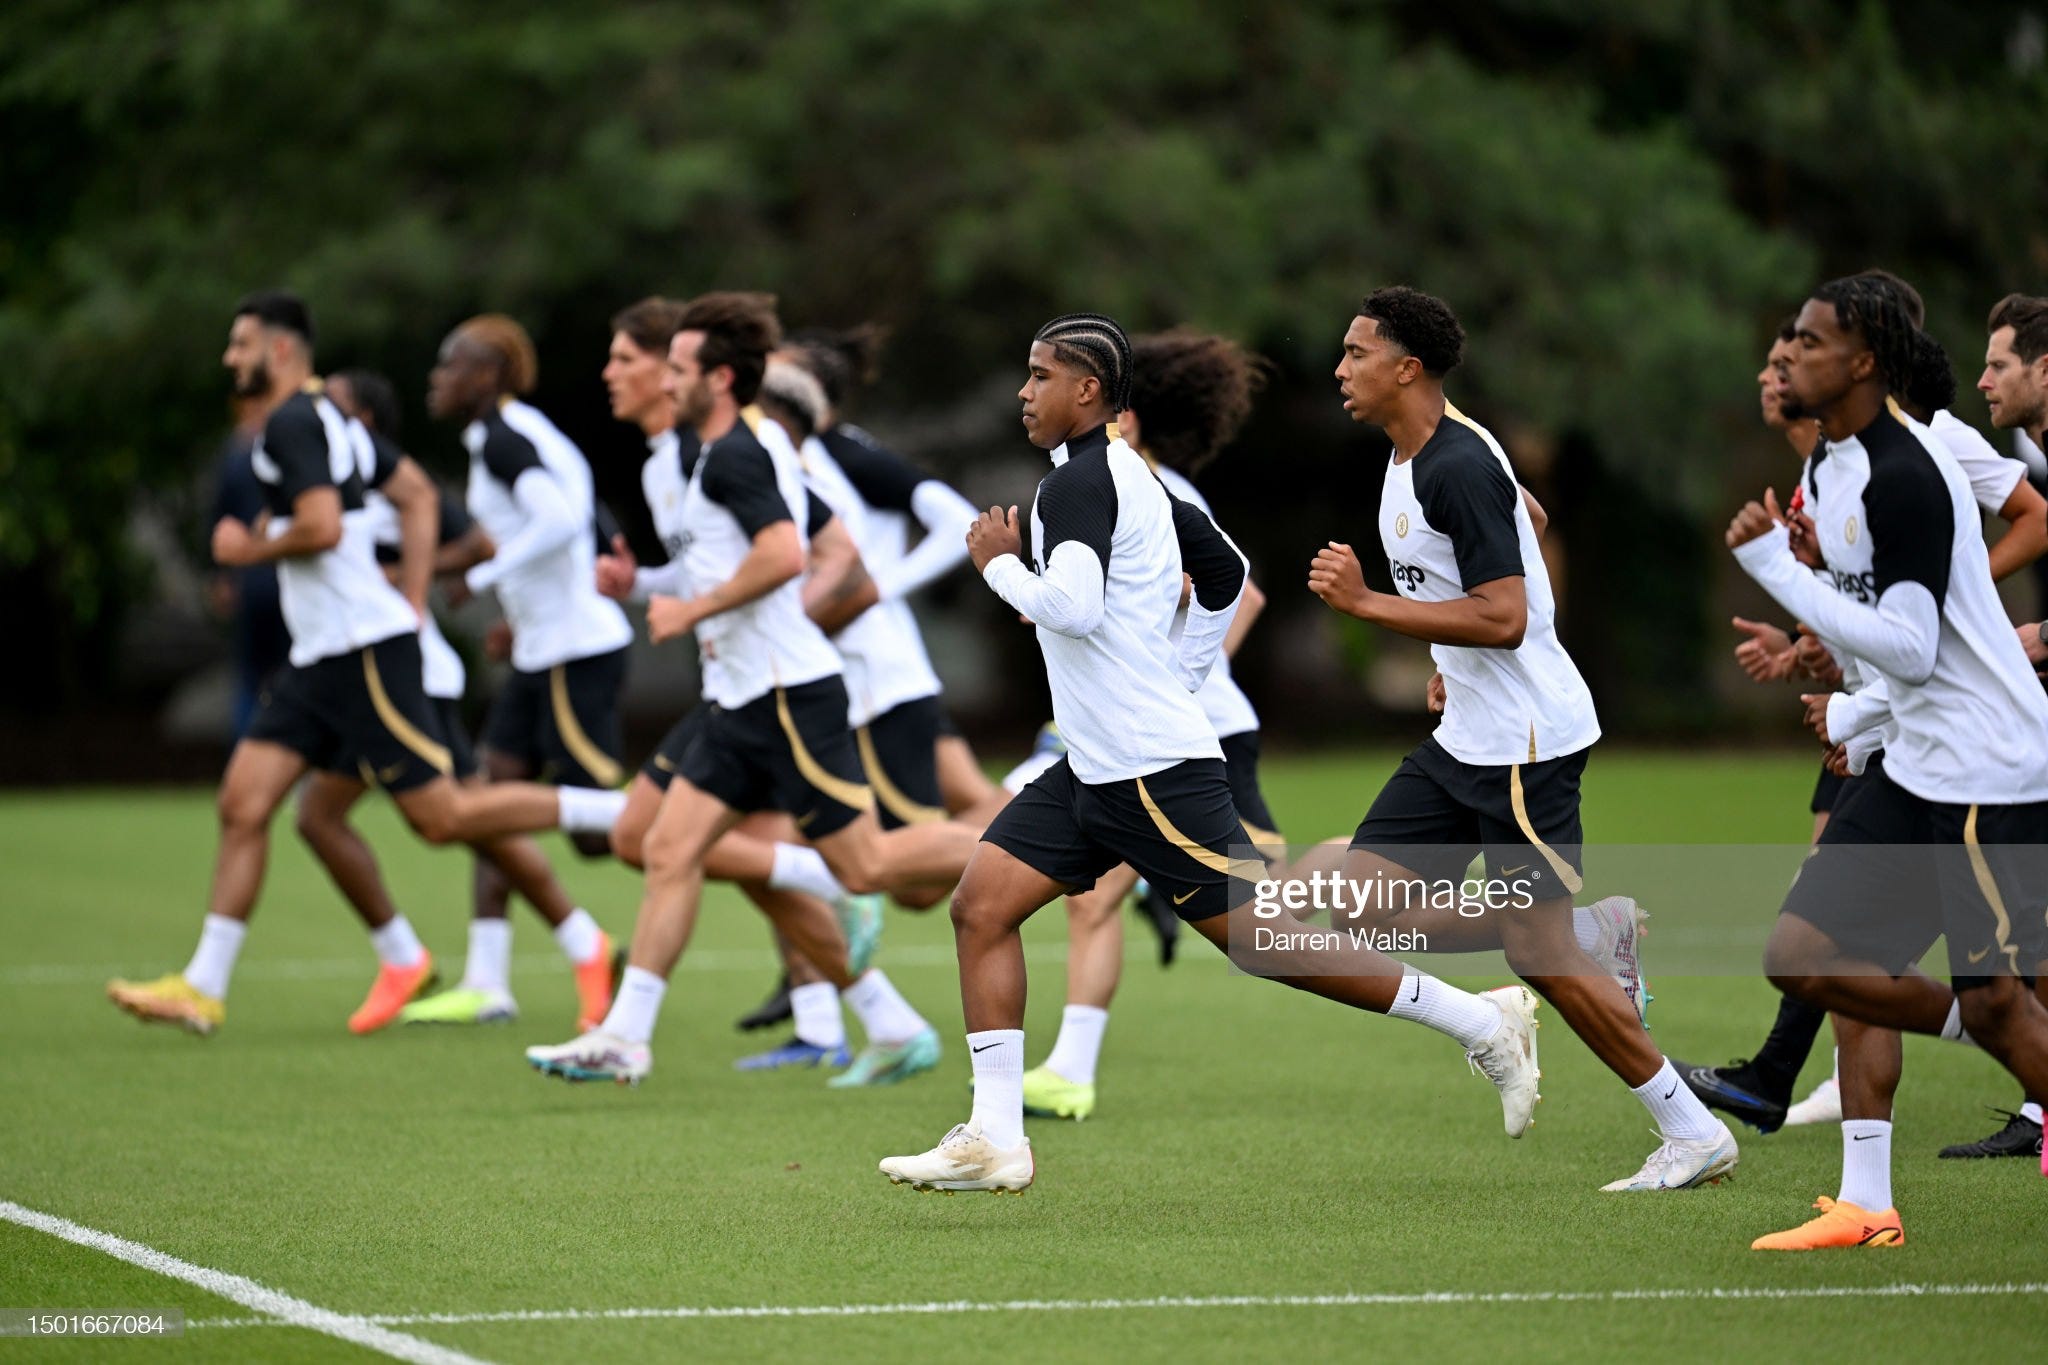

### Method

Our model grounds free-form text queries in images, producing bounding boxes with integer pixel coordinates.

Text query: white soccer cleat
[1465,985,1542,1138]
[525,1030,650,1086]
[1600,1120,1739,1192]
[879,1122,1034,1194]
[1583,895,1650,1025]
[1784,1074,1842,1126]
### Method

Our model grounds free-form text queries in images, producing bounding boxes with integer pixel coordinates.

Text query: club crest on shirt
[1394,512,1409,538]
[1844,515,1859,545]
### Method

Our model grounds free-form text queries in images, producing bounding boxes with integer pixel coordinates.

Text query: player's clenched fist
[967,505,1022,573]
[1308,542,1371,617]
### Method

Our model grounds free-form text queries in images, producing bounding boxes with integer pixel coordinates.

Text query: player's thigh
[952,837,1075,936]
[295,768,368,834]
[218,737,313,827]
[611,772,668,865]
[644,775,745,873]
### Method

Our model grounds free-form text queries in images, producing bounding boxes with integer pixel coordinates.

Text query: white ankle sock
[1043,1005,1108,1086]
[369,914,425,970]
[557,786,627,834]
[1838,1119,1893,1210]
[1571,906,1600,955]
[1386,973,1501,1048]
[844,969,926,1045]
[790,982,846,1049]
[552,908,604,964]
[602,965,666,1044]
[183,915,247,999]
[967,1028,1026,1148]
[1939,1000,1975,1046]
[1633,1059,1719,1141]
[768,843,846,902]
[462,918,511,992]
[2022,1101,2043,1126]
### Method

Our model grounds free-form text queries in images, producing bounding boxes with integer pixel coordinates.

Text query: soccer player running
[1733,276,2048,1248]
[879,312,1541,1195]
[1012,329,1280,1123]
[1310,287,1737,1192]
[108,294,623,1035]
[526,293,975,1086]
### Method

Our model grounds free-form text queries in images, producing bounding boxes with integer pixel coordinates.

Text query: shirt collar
[1050,422,1115,467]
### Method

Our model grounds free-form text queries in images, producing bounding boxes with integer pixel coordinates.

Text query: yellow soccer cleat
[347,954,438,1035]
[107,973,225,1036]
[1751,1196,1904,1251]
[1021,1065,1096,1121]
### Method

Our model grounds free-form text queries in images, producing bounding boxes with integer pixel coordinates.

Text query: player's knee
[610,822,646,870]
[291,799,330,846]
[217,786,272,837]
[894,884,946,912]
[949,884,993,939]
[402,800,462,847]
[1957,977,2026,1042]
[642,823,700,880]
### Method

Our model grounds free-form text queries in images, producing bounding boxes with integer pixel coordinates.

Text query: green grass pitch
[3,749,2042,1363]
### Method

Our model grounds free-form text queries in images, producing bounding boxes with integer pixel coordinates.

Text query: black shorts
[1219,729,1282,855]
[1811,761,1846,815]
[434,697,478,780]
[246,633,453,795]
[479,646,628,788]
[642,702,710,791]
[858,695,945,830]
[1779,758,2048,982]
[935,704,962,740]
[982,756,1252,921]
[1349,736,1586,902]
[675,677,872,838]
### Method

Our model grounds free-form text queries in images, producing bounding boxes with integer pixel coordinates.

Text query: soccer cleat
[347,954,437,1035]
[1600,1120,1739,1191]
[734,1038,852,1071]
[1670,1056,1790,1134]
[106,973,225,1035]
[1938,1107,2043,1159]
[1751,1196,1903,1250]
[1581,895,1651,1025]
[525,1030,651,1085]
[1131,879,1183,967]
[736,973,793,1032]
[836,893,885,976]
[398,986,518,1026]
[572,932,618,1033]
[1784,1073,1842,1127]
[879,1121,1034,1193]
[1021,1065,1096,1120]
[1465,985,1542,1138]
[826,1026,941,1088]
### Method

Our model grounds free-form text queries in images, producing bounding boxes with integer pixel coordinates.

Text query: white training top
[1154,465,1260,740]
[982,424,1247,785]
[251,385,419,668]
[462,398,632,673]
[1737,406,2048,805]
[1376,403,1600,766]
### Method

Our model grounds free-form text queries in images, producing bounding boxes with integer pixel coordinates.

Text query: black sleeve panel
[1415,434,1523,590]
[480,420,546,486]
[824,425,926,512]
[1866,429,1953,605]
[1031,455,1115,575]
[1167,490,1246,610]
[700,441,795,539]
[263,397,335,505]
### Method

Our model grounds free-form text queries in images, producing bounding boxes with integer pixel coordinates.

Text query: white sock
[1632,1058,1720,1141]
[369,914,426,969]
[602,965,666,1044]
[768,843,846,902]
[967,1028,1026,1149]
[2022,1101,2043,1126]
[1386,973,1502,1048]
[557,786,627,834]
[462,918,511,993]
[1571,906,1600,955]
[1939,1000,1976,1047]
[1838,1119,1893,1210]
[552,908,604,964]
[1043,1005,1109,1086]
[183,914,247,999]
[790,982,846,1049]
[843,969,927,1046]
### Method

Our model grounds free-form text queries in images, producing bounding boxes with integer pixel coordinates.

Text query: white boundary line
[183,1280,2048,1329]
[0,1199,493,1365]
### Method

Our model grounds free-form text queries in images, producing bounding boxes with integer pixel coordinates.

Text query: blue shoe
[836,893,885,975]
[734,1039,852,1071]
[826,1026,941,1087]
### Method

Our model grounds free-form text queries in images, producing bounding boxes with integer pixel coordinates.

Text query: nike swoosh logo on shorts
[1171,889,1197,906]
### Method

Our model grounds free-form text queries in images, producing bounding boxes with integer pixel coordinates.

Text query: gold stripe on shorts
[775,688,873,814]
[1136,777,1263,880]
[549,665,624,788]
[362,649,452,775]
[1508,763,1582,896]
[856,727,945,825]
[1963,804,2022,974]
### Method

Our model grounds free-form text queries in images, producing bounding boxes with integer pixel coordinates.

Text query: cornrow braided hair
[1902,327,1957,415]
[1811,275,1918,398]
[1128,330,1270,477]
[456,314,539,395]
[1035,312,1133,410]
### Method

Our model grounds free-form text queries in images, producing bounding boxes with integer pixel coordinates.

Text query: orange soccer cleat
[1751,1196,1903,1251]
[347,954,438,1035]
[573,931,619,1033]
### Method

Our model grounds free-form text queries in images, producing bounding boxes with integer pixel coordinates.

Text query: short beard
[232,360,271,399]
[1776,392,1813,423]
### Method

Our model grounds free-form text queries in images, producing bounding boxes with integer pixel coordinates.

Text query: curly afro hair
[1126,331,1270,476]
[787,324,887,409]
[1358,286,1465,377]
[1901,328,1957,415]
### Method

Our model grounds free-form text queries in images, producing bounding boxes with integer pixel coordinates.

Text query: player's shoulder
[264,388,330,443]
[1861,410,1956,503]
[1414,405,1513,506]
[1430,404,1506,466]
